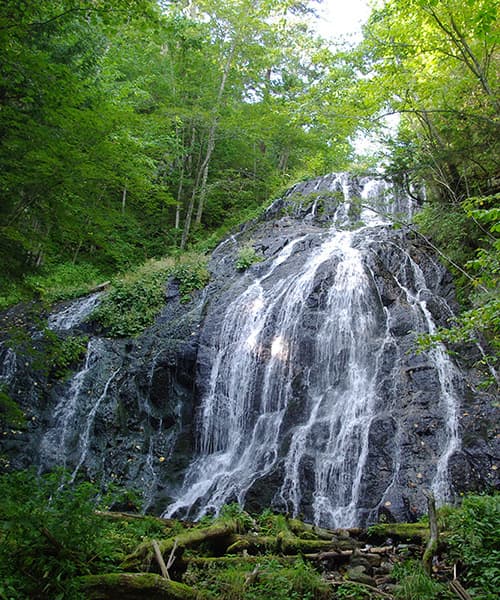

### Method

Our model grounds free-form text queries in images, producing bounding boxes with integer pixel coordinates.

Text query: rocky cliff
[0,174,497,526]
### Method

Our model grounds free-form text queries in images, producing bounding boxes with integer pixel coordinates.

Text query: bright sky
[314,0,372,41]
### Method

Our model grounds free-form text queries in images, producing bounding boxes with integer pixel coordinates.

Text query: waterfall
[38,338,121,478]
[48,292,102,331]
[165,175,461,526]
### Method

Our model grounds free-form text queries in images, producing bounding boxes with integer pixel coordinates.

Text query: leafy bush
[235,244,262,271]
[392,560,450,600]
[171,260,210,303]
[24,262,103,303]
[93,266,170,337]
[446,494,500,599]
[93,255,209,336]
[0,469,109,599]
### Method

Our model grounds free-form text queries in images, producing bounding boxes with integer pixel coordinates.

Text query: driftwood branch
[152,539,170,580]
[450,579,474,600]
[166,538,178,571]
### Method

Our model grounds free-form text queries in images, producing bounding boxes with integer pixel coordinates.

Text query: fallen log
[77,572,211,600]
[122,520,239,571]
[287,518,335,540]
[277,529,335,554]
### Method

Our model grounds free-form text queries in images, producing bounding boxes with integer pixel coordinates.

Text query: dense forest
[0,0,498,598]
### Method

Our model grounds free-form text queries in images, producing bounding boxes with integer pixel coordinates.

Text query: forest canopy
[0,1,498,375]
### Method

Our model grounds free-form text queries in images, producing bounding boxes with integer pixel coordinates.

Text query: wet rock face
[0,173,498,524]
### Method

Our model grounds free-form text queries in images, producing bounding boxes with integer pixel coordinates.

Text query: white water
[164,176,461,526]
[48,292,102,331]
[38,338,121,478]
[0,346,17,384]
[390,245,461,503]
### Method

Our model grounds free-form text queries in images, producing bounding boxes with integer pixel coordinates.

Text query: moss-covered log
[77,573,212,599]
[287,518,335,540]
[95,510,184,529]
[366,522,429,544]
[122,520,239,571]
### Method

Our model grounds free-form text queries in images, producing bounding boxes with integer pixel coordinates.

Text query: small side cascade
[0,345,17,385]
[38,338,122,477]
[389,245,461,503]
[48,292,102,331]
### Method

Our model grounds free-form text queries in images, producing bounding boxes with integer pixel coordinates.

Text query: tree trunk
[194,41,237,226]
[422,490,439,575]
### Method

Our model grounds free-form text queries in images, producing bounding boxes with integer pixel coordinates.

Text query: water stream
[165,176,460,526]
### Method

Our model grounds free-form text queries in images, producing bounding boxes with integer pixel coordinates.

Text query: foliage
[218,503,256,532]
[416,193,499,387]
[0,468,190,599]
[392,561,451,600]
[0,385,26,429]
[23,262,103,304]
[445,494,500,599]
[93,254,209,336]
[171,260,210,303]
[257,509,290,537]
[334,582,372,599]
[185,556,330,600]
[235,244,263,271]
[0,0,357,310]
[0,469,110,599]
[42,329,90,379]
[6,324,88,380]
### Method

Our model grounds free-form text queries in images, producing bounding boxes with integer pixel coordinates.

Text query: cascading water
[165,174,461,527]
[48,292,102,331]
[38,338,121,478]
[2,172,485,526]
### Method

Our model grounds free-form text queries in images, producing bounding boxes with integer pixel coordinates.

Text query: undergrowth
[92,254,209,337]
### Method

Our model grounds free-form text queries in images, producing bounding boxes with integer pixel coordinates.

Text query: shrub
[171,259,210,303]
[446,494,500,599]
[0,469,109,599]
[93,255,209,336]
[392,560,451,600]
[235,244,262,271]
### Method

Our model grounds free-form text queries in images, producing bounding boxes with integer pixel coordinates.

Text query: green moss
[367,522,429,543]
[0,385,26,428]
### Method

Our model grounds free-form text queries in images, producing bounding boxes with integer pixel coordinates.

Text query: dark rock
[0,173,497,526]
